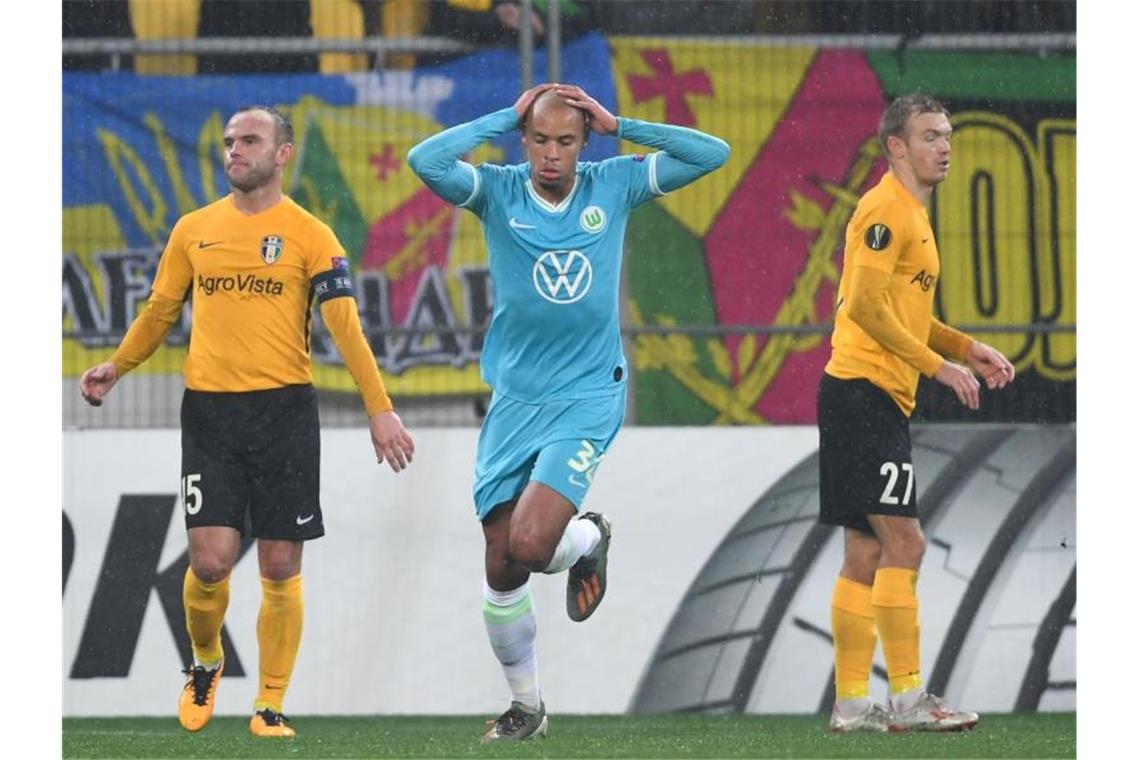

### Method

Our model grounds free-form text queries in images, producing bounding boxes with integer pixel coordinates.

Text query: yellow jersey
[149,195,353,392]
[825,171,967,416]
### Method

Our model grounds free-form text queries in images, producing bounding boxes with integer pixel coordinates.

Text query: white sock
[835,696,872,718]
[890,686,924,713]
[482,581,541,711]
[541,518,601,574]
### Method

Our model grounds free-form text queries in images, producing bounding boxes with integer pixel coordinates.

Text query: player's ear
[885,133,905,158]
[277,142,294,165]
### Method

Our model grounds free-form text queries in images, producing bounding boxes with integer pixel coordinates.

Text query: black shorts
[181,384,324,541]
[817,373,918,534]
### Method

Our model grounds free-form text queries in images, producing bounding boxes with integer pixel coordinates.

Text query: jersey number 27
[879,462,914,506]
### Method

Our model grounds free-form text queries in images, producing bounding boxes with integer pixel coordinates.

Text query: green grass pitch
[64,713,1075,758]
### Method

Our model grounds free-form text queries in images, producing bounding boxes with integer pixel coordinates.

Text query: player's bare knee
[907,534,927,567]
[881,533,925,570]
[258,552,301,581]
[903,526,927,565]
[841,529,881,584]
[259,561,301,581]
[841,553,879,587]
[508,531,554,573]
[190,556,232,584]
[257,540,303,580]
[483,544,510,578]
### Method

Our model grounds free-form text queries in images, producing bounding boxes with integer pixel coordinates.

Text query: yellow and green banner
[614,41,1075,423]
[63,34,1074,422]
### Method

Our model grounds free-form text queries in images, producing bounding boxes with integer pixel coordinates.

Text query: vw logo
[533,250,593,304]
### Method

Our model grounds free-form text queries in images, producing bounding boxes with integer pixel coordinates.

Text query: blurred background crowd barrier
[62,0,1076,429]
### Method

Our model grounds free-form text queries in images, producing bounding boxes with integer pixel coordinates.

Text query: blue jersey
[462,158,659,401]
[408,106,729,403]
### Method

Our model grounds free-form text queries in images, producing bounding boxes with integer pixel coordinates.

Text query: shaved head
[524,90,589,140]
[520,88,591,199]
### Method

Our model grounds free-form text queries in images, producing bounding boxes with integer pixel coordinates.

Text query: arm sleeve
[847,196,908,275]
[927,317,974,362]
[320,297,393,416]
[307,224,393,416]
[406,106,519,211]
[149,219,194,300]
[846,266,945,378]
[615,117,729,204]
[110,220,194,374]
[109,294,183,375]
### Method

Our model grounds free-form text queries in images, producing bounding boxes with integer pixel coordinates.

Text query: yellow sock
[831,577,877,699]
[183,567,229,667]
[254,575,304,714]
[871,567,922,695]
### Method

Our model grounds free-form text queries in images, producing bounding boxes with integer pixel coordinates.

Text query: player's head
[521,89,589,195]
[879,93,952,188]
[223,105,294,194]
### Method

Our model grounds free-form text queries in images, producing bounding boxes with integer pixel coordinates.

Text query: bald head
[525,90,589,141]
[520,89,591,199]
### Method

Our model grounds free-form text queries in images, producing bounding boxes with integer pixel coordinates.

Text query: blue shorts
[473,387,627,521]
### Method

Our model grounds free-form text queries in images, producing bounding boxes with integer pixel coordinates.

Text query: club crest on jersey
[260,235,284,265]
[533,250,593,304]
[865,224,892,251]
[580,206,606,234]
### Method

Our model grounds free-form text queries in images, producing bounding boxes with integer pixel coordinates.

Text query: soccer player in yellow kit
[818,94,1016,733]
[79,106,415,738]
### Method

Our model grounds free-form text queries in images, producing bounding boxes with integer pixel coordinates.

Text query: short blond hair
[878,93,949,152]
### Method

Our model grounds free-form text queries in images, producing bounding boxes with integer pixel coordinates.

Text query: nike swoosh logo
[921,237,930,243]
[296,514,315,525]
[198,240,223,249]
[509,217,536,230]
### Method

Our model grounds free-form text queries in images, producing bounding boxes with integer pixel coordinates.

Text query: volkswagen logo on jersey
[580,206,606,233]
[533,250,593,304]
[260,235,284,265]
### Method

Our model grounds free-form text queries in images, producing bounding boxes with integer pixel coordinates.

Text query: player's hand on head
[79,361,119,407]
[369,410,416,473]
[514,83,558,120]
[965,340,1016,391]
[553,84,618,135]
[934,360,981,410]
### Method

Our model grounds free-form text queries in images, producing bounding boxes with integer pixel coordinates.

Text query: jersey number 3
[879,462,914,506]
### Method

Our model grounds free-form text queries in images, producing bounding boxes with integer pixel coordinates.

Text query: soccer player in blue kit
[408,83,728,741]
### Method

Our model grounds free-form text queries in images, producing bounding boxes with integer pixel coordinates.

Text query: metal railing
[63,322,1075,343]
[61,31,1076,58]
